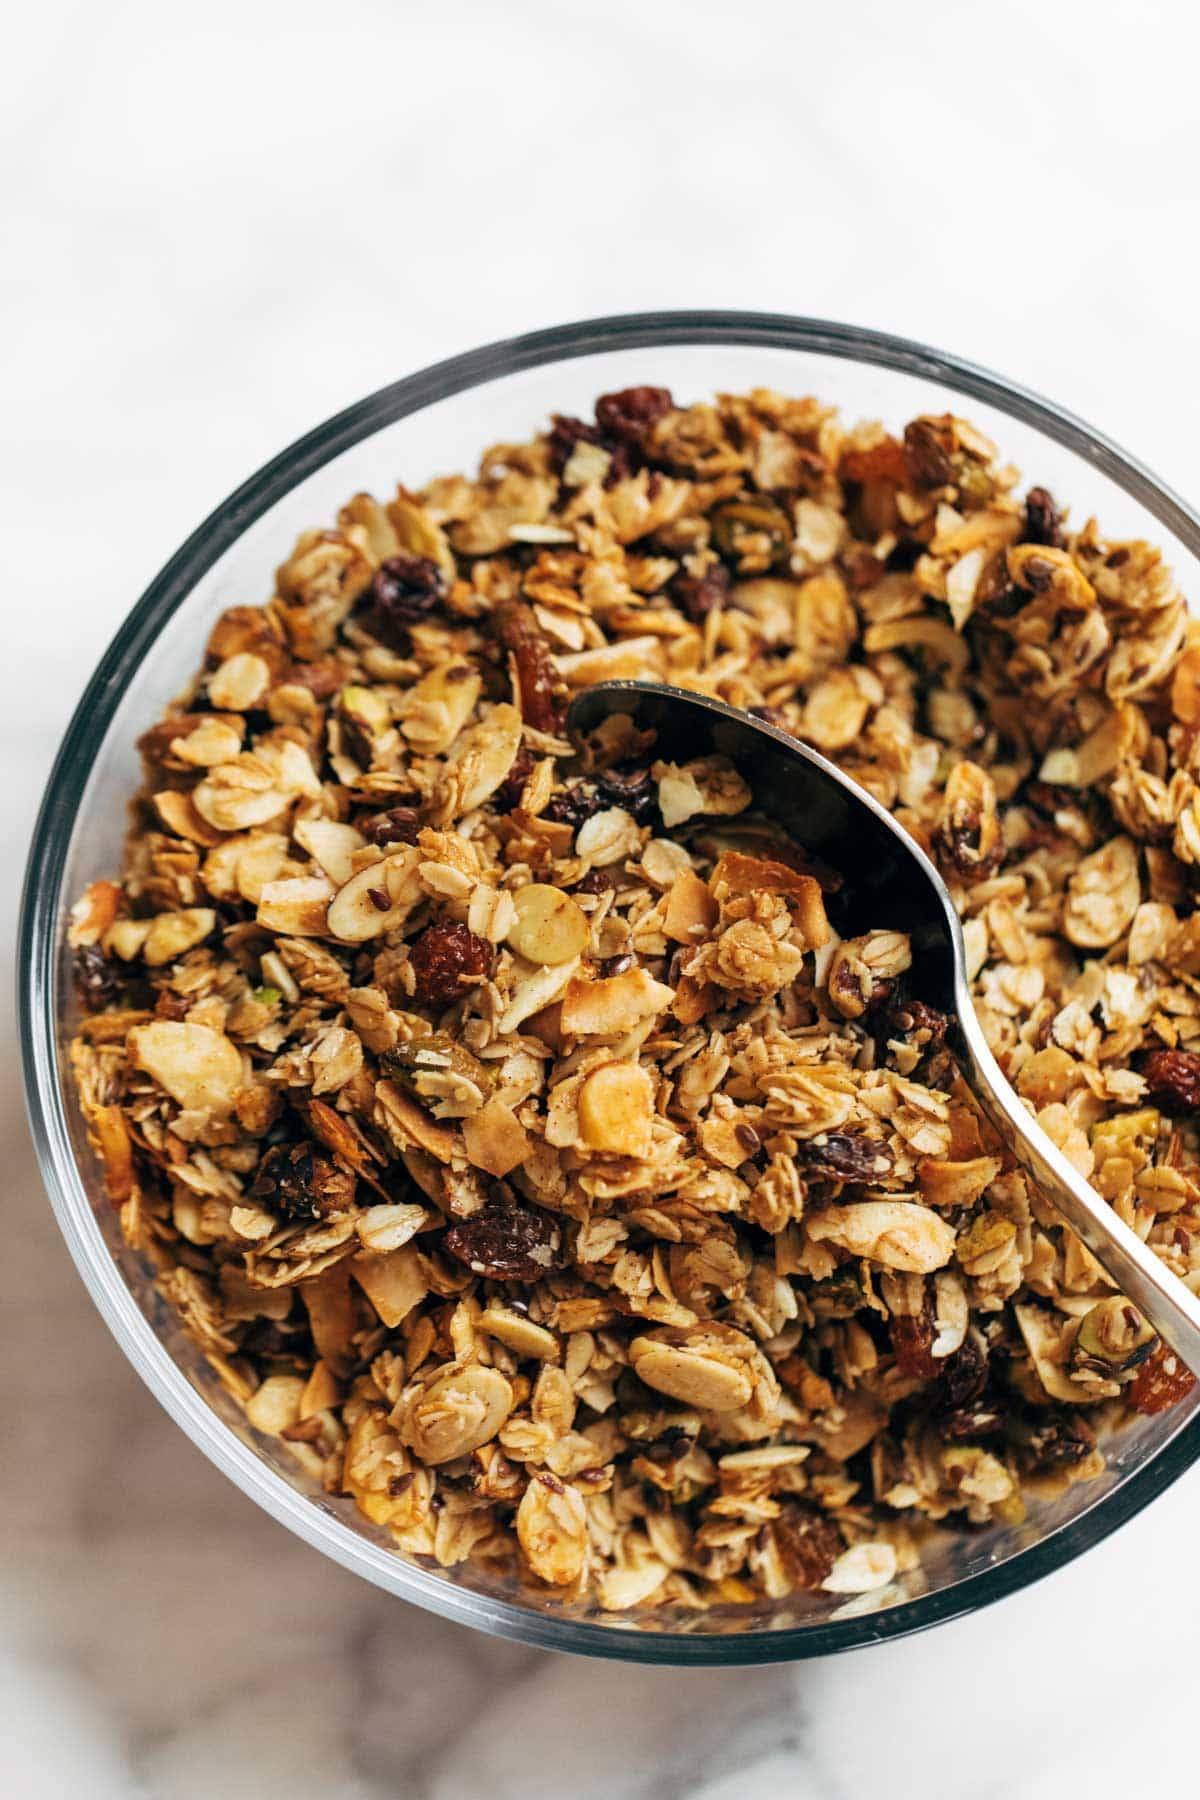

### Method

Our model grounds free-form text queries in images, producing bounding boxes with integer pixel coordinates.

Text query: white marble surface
[5,2,1200,1793]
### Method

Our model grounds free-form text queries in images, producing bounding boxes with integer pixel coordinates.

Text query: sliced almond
[153,789,228,847]
[453,703,524,814]
[516,1472,588,1586]
[399,1362,514,1465]
[170,717,245,766]
[374,1079,458,1163]
[293,818,367,885]
[102,917,152,960]
[506,885,590,965]
[400,662,482,755]
[141,907,217,966]
[326,850,421,943]
[478,1306,560,1361]
[355,1202,428,1255]
[245,1374,305,1436]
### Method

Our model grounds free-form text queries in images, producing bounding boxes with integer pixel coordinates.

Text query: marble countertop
[5,1,1199,1793]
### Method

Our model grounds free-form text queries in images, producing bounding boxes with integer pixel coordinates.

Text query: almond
[506,884,590,965]
[578,1062,654,1156]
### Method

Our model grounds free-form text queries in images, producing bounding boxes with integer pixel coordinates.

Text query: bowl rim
[19,308,1200,1665]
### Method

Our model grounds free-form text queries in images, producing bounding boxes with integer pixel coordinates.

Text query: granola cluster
[68,386,1200,1614]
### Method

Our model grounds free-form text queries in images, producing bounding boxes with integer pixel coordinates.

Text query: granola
[67,386,1200,1613]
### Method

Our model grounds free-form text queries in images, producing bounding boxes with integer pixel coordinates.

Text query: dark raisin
[593,385,674,450]
[443,1190,561,1282]
[933,1334,990,1412]
[542,783,601,831]
[1023,485,1065,548]
[362,806,421,847]
[1010,1408,1096,1471]
[491,601,568,735]
[772,1503,843,1590]
[154,989,191,1021]
[903,416,958,489]
[889,1283,938,1380]
[73,944,126,1012]
[491,746,536,813]
[938,1402,1005,1442]
[672,562,730,623]
[1128,1342,1198,1414]
[797,1132,893,1183]
[249,1142,357,1221]
[547,414,603,475]
[595,766,659,827]
[842,547,888,590]
[409,921,492,1009]
[284,659,345,700]
[1140,1048,1200,1115]
[363,555,446,650]
[573,867,625,895]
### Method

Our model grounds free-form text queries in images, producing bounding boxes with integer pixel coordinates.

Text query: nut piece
[1073,1296,1157,1375]
[807,1201,957,1272]
[560,967,675,1036]
[516,1472,589,1586]
[209,652,270,712]
[578,1062,655,1157]
[326,850,421,943]
[244,1375,305,1437]
[142,907,216,966]
[256,876,334,937]
[400,661,482,755]
[461,1098,531,1177]
[505,884,590,965]
[293,818,367,885]
[629,1324,760,1412]
[399,1362,514,1465]
[128,1022,244,1117]
[477,1306,560,1361]
[822,1542,897,1594]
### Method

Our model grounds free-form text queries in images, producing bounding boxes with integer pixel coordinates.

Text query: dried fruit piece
[1128,1342,1197,1415]
[594,384,673,450]
[249,1141,356,1220]
[1140,1048,1200,1115]
[362,554,447,649]
[491,600,568,734]
[73,944,127,1012]
[772,1503,843,1590]
[505,885,589,966]
[796,1133,893,1183]
[443,1192,561,1282]
[409,921,492,1008]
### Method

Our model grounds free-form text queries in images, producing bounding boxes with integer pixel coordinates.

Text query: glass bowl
[20,312,1200,1664]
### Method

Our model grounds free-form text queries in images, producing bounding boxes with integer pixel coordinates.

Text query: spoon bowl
[569,678,1200,1371]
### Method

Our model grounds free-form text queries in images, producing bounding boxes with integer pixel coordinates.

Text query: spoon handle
[954,987,1200,1372]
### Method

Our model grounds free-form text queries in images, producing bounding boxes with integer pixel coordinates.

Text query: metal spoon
[567,679,1200,1370]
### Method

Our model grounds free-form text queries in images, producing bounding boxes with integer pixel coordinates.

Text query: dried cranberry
[409,921,492,1009]
[73,944,126,1012]
[362,806,421,847]
[363,555,446,649]
[1023,486,1065,548]
[249,1142,356,1221]
[594,385,674,450]
[491,746,536,813]
[772,1503,843,1590]
[672,562,730,623]
[443,1190,561,1283]
[491,601,568,735]
[797,1132,893,1183]
[1140,1048,1200,1115]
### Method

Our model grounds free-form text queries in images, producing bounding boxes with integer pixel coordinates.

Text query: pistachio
[505,884,590,966]
[1073,1297,1157,1376]
[399,1362,514,1465]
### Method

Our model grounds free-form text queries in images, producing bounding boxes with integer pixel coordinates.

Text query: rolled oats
[69,384,1200,1616]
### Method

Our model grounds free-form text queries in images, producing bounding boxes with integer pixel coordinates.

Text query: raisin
[933,1334,989,1412]
[1024,485,1065,548]
[889,1284,938,1380]
[1010,1409,1096,1471]
[797,1132,893,1183]
[839,437,909,486]
[573,867,625,895]
[842,547,888,590]
[362,806,421,847]
[154,989,191,1021]
[672,562,730,623]
[491,746,536,813]
[547,413,603,475]
[1128,1342,1197,1414]
[491,601,568,735]
[409,921,492,1009]
[772,1503,843,1590]
[595,766,659,826]
[283,659,345,700]
[542,783,601,831]
[363,555,446,650]
[1140,1048,1200,1115]
[73,944,126,1012]
[443,1189,562,1282]
[249,1142,356,1221]
[938,1402,1005,1441]
[594,385,674,451]
[903,416,958,489]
